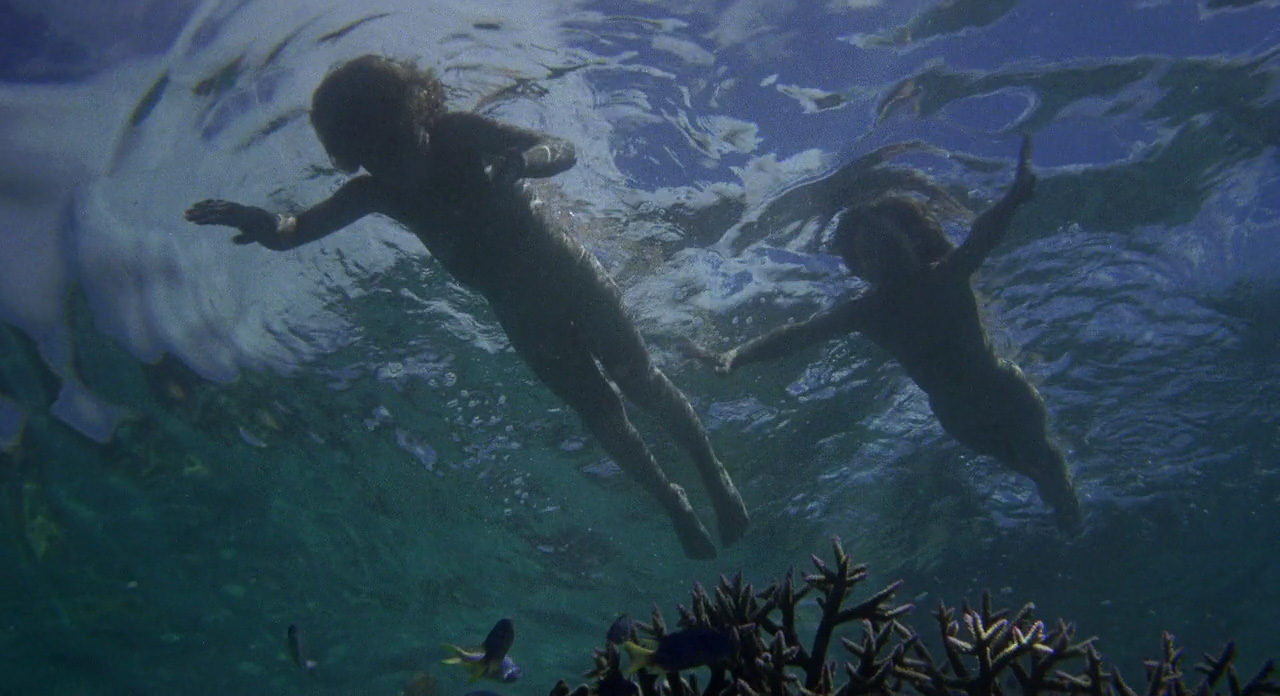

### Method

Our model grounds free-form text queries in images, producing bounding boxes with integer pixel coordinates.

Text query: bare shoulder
[433,111,507,140]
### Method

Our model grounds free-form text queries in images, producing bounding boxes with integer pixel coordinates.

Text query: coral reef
[551,538,1279,696]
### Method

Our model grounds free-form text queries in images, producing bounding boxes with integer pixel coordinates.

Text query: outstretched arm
[686,298,869,376]
[184,176,383,251]
[945,136,1036,277]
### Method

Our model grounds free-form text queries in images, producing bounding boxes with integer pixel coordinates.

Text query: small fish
[480,617,515,659]
[255,409,283,431]
[238,425,267,448]
[287,624,318,673]
[605,614,634,645]
[623,627,733,674]
[442,618,522,683]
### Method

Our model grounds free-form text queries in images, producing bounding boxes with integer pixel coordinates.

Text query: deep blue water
[0,0,1278,694]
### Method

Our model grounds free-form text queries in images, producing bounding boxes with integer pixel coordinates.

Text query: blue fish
[623,627,733,674]
[442,618,522,683]
[606,614,634,645]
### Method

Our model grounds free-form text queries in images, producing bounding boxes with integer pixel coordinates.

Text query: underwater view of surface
[2,0,1279,693]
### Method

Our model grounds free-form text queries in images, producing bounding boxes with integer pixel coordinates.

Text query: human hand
[1007,135,1036,205]
[483,150,527,187]
[184,199,277,245]
[675,338,734,376]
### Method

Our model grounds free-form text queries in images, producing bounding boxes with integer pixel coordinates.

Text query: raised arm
[184,175,383,251]
[944,136,1036,277]
[492,122,577,179]
[436,112,577,184]
[687,298,870,376]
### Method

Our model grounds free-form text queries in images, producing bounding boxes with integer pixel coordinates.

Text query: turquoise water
[1,0,1278,694]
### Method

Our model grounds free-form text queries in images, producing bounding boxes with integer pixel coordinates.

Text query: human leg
[501,317,717,559]
[1023,439,1083,533]
[931,362,1081,531]
[583,292,750,546]
[987,363,1082,531]
[613,363,750,546]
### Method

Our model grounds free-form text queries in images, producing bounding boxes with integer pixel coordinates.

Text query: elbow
[555,145,578,174]
[521,141,577,178]
[550,139,577,173]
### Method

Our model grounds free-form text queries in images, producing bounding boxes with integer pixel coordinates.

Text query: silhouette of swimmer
[688,138,1083,531]
[183,55,748,559]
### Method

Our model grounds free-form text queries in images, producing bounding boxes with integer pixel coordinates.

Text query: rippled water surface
[1,0,1278,693]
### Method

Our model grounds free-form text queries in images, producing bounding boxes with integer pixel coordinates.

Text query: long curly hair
[832,194,954,278]
[309,55,447,172]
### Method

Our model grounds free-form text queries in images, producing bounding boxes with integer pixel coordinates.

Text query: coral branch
[552,539,1276,696]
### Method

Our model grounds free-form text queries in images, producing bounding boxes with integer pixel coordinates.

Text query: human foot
[708,470,750,547]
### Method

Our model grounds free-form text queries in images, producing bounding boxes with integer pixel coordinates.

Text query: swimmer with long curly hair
[687,138,1083,531]
[184,55,749,559]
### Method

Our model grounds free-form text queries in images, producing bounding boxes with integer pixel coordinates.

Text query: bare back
[370,113,608,319]
[856,262,999,397]
[855,258,1058,480]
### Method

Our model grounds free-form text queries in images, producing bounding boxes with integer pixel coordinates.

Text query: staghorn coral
[550,537,1279,696]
